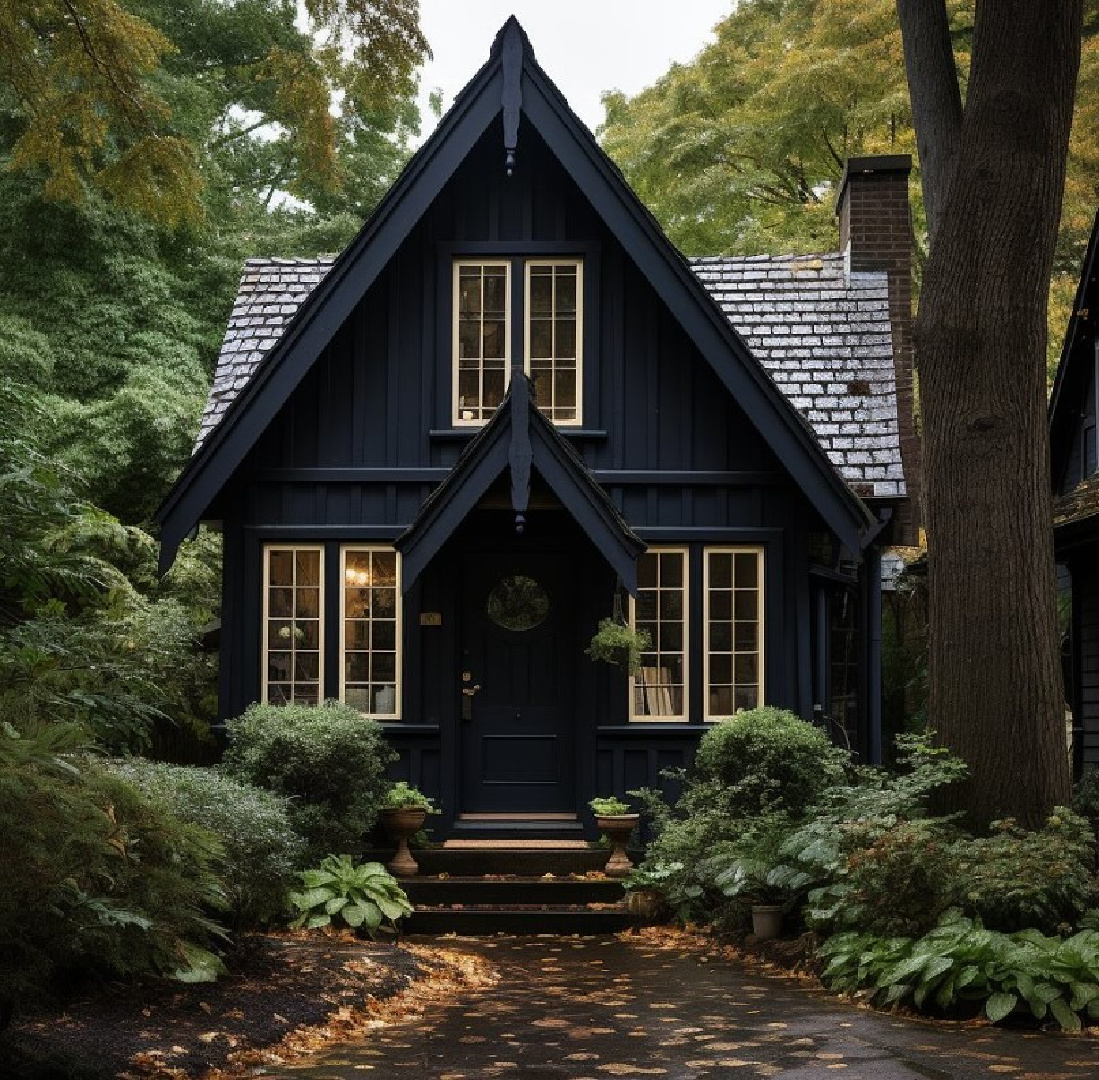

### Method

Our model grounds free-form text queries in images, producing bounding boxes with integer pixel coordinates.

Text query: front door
[460,553,576,813]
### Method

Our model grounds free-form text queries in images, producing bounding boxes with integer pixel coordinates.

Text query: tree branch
[896,0,963,241]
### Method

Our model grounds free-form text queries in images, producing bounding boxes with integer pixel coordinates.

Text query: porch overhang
[396,374,646,591]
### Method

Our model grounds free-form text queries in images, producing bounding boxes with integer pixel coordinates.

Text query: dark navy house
[156,19,916,838]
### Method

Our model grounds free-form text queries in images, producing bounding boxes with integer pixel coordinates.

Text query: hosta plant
[820,911,1099,1032]
[290,856,412,936]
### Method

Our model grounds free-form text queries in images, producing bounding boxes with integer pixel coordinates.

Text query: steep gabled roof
[396,374,645,591]
[691,254,903,500]
[156,17,875,572]
[200,252,904,497]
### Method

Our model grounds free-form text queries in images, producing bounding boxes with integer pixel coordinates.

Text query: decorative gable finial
[493,17,527,177]
[508,373,533,532]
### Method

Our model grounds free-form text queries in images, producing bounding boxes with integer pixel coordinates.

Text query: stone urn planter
[596,813,640,878]
[380,806,427,877]
[751,903,784,940]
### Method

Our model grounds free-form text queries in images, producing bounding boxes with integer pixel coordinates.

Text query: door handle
[461,684,481,697]
[460,684,480,722]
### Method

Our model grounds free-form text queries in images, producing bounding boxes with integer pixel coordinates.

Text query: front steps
[372,842,638,934]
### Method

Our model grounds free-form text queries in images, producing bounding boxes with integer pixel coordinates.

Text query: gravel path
[276,935,1099,1080]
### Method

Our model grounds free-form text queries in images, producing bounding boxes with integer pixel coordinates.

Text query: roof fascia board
[156,67,503,568]
[398,439,511,588]
[1049,210,1099,478]
[521,65,872,551]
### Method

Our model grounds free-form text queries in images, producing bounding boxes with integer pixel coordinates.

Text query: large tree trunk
[904,0,1081,826]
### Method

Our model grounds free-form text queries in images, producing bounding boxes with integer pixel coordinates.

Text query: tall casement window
[629,548,687,720]
[341,548,401,718]
[705,547,764,719]
[452,258,583,426]
[263,546,323,706]
[454,261,510,424]
[526,260,582,424]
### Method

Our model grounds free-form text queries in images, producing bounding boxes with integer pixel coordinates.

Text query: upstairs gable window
[454,261,510,423]
[452,258,583,427]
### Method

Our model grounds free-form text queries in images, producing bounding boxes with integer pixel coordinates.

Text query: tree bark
[908,0,1081,826]
[895,0,962,238]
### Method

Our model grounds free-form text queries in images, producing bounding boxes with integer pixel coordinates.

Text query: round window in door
[486,575,550,632]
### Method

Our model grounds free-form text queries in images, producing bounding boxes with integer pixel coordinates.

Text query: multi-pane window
[526,261,582,423]
[629,549,687,719]
[454,262,509,423]
[263,546,323,706]
[341,548,401,718]
[705,548,764,719]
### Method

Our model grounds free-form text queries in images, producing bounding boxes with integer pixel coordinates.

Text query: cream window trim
[524,259,583,427]
[628,547,689,721]
[339,546,402,720]
[703,546,765,722]
[262,545,324,708]
[452,260,511,427]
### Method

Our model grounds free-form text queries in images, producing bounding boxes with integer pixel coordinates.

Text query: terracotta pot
[381,806,428,877]
[751,903,784,940]
[596,813,640,878]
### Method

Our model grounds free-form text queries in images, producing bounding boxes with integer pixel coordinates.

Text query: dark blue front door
[460,553,576,813]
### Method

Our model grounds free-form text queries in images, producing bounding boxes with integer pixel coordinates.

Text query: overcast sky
[415,1,732,139]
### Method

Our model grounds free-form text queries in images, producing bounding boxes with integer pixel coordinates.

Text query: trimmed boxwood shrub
[221,700,395,861]
[693,706,849,817]
[106,759,305,926]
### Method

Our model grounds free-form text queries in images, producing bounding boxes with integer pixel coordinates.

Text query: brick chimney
[835,154,920,545]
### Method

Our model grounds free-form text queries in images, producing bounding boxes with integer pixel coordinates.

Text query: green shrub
[106,759,305,927]
[589,795,632,816]
[290,855,412,935]
[0,725,226,1023]
[1073,767,1099,843]
[691,707,849,817]
[948,809,1095,935]
[222,700,396,861]
[820,912,1099,1031]
[383,780,438,812]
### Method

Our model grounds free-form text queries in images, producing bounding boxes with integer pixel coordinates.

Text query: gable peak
[489,16,535,63]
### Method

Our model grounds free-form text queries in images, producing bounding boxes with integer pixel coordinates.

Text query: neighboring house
[1050,209,1099,775]
[156,19,916,838]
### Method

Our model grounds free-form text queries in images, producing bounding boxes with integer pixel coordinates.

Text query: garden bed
[0,932,494,1080]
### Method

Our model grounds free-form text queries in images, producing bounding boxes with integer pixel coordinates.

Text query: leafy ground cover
[628,708,1099,1031]
[0,934,493,1080]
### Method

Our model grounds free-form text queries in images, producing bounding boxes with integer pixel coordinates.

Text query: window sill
[430,427,607,441]
[596,723,707,736]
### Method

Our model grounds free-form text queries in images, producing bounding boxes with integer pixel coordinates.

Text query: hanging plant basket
[585,618,651,674]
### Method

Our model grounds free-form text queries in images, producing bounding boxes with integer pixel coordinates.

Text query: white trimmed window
[525,260,582,424]
[341,547,401,718]
[263,546,323,706]
[454,261,510,424]
[452,258,583,426]
[629,548,687,720]
[705,547,764,719]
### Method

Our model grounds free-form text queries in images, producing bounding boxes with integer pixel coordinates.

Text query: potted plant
[713,856,790,940]
[585,619,651,674]
[590,796,640,878]
[380,782,438,877]
[623,866,667,924]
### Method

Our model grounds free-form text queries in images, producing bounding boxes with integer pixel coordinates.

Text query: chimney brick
[836,155,920,544]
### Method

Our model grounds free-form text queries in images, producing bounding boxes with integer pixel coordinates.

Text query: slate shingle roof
[196,251,905,500]
[689,253,904,499]
[196,257,336,449]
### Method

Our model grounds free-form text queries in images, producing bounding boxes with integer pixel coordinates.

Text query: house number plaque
[419,612,443,627]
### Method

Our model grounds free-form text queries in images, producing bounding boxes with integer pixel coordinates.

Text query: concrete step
[406,903,632,935]
[402,875,625,906]
[366,846,629,877]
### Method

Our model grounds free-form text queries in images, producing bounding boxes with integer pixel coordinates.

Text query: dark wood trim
[597,471,777,486]
[255,468,450,483]
[244,525,405,538]
[595,724,707,735]
[380,723,441,735]
[437,240,600,256]
[635,527,784,541]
